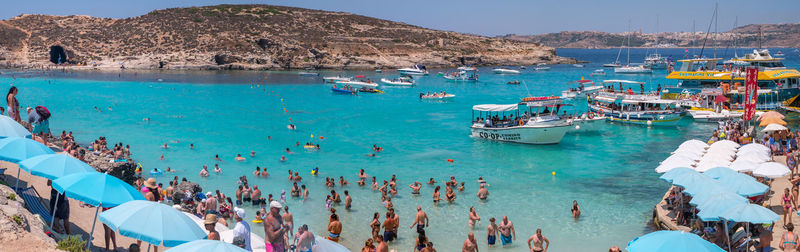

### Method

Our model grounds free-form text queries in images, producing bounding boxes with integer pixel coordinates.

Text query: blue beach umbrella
[0,115,31,138]
[0,137,55,190]
[689,190,746,207]
[720,203,780,224]
[671,171,713,190]
[682,179,724,197]
[697,199,747,221]
[166,240,246,252]
[703,166,738,179]
[53,172,145,250]
[659,167,695,182]
[19,153,95,229]
[716,173,769,197]
[626,230,724,252]
[99,200,207,248]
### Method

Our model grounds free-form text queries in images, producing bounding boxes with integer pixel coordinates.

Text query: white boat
[588,80,683,126]
[380,77,415,86]
[573,64,585,68]
[375,69,383,73]
[323,76,352,83]
[591,69,606,76]
[492,68,520,74]
[688,110,743,122]
[603,63,622,68]
[398,64,429,76]
[336,80,379,88]
[420,92,455,99]
[470,97,572,144]
[775,51,785,57]
[570,112,607,132]
[443,67,478,81]
[614,65,653,74]
[561,79,603,99]
[298,71,319,76]
[644,54,669,69]
[534,67,550,71]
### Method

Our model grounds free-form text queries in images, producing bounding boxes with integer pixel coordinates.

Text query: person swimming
[280,156,287,162]
[235,154,245,161]
[214,164,222,174]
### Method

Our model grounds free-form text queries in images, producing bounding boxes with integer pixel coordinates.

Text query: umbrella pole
[87,204,100,251]
[724,219,732,252]
[14,169,20,191]
[49,193,60,229]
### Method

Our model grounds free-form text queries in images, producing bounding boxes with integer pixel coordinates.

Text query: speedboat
[380,77,415,86]
[591,69,606,76]
[398,65,429,76]
[561,79,603,99]
[336,80,379,88]
[375,69,383,73]
[298,71,319,76]
[644,54,669,69]
[420,92,455,99]
[323,76,352,83]
[359,87,384,93]
[470,96,572,144]
[573,64,585,68]
[534,67,550,71]
[507,80,520,85]
[331,85,358,95]
[443,67,478,82]
[492,68,520,74]
[614,65,653,74]
[570,112,607,132]
[775,51,785,57]
[603,63,621,67]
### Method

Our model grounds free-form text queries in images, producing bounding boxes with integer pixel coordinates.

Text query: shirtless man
[410,206,428,236]
[499,216,515,246]
[302,185,309,202]
[251,186,262,206]
[291,182,301,197]
[264,201,286,252]
[282,206,294,237]
[462,232,478,252]
[382,212,395,243]
[165,182,174,204]
[344,191,352,210]
[235,154,245,161]
[235,185,243,205]
[477,184,489,200]
[293,172,302,182]
[242,185,252,203]
[527,229,549,252]
[409,182,422,195]
[487,217,499,248]
[376,235,388,252]
[294,224,314,252]
[199,165,209,177]
[331,190,341,203]
[253,167,261,176]
[427,178,437,184]
[205,192,218,214]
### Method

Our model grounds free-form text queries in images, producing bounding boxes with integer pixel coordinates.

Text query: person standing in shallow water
[6,86,20,122]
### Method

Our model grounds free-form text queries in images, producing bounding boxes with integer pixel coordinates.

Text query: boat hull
[589,106,682,126]
[688,110,742,123]
[570,116,606,132]
[470,124,570,144]
[380,78,414,86]
[331,88,357,94]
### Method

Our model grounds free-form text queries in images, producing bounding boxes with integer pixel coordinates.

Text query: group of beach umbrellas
[657,139,789,178]
[0,115,234,250]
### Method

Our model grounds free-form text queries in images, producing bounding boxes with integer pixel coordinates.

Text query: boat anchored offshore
[398,64,429,76]
[443,67,479,82]
[561,79,603,99]
[335,79,379,88]
[470,97,572,144]
[588,80,683,126]
[380,77,415,86]
[644,54,669,69]
[331,84,358,95]
[492,68,520,74]
[323,76,352,83]
[420,92,455,99]
[614,65,653,74]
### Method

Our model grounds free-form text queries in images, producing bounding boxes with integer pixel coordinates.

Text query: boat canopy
[621,99,641,104]
[602,80,645,84]
[472,104,519,112]
[593,96,617,103]
[568,80,594,84]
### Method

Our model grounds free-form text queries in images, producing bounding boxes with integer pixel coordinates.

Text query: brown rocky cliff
[0,5,573,70]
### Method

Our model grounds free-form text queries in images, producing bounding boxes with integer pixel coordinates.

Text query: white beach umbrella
[656,160,697,173]
[761,123,788,133]
[679,139,709,149]
[730,159,759,172]
[674,146,707,155]
[737,148,770,157]
[711,140,740,149]
[739,143,770,154]
[663,155,699,165]
[752,162,791,178]
[707,145,739,153]
[669,152,703,162]
[736,152,772,163]
[701,152,735,162]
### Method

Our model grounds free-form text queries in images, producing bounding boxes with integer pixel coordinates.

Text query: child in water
[280,190,286,205]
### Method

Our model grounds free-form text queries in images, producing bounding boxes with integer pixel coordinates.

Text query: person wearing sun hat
[232,207,252,251]
[143,178,161,202]
[264,201,286,252]
[204,214,220,240]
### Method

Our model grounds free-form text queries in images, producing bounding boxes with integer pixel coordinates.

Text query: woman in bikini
[432,186,441,204]
[781,223,798,252]
[446,186,456,202]
[370,212,381,240]
[785,188,796,226]
[6,86,19,122]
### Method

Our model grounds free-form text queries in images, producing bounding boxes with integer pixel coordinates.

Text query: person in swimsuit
[264,201,286,252]
[785,188,796,226]
[468,206,481,228]
[358,169,368,186]
[7,86,20,122]
[462,232,478,252]
[328,213,342,242]
[477,184,489,200]
[282,206,294,237]
[410,206,429,236]
[499,216,515,246]
[414,235,428,252]
[433,186,441,204]
[446,186,457,202]
[410,182,422,195]
[487,217,498,248]
[370,212,381,240]
[382,212,395,243]
[782,224,799,252]
[571,200,581,219]
[345,190,352,210]
[528,228,549,252]
[294,224,315,252]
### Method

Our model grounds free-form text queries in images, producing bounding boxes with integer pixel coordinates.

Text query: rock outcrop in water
[0,4,575,70]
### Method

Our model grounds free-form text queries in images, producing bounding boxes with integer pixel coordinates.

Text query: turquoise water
[4,48,799,250]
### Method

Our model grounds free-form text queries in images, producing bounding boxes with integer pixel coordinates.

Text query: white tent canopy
[472,104,519,112]
[602,79,645,84]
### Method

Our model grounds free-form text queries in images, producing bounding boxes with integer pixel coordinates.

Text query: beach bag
[35,106,50,120]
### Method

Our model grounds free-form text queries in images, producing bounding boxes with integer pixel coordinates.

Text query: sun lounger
[19,186,53,224]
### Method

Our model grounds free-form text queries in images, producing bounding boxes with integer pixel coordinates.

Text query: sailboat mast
[627,21,631,66]
[713,1,718,58]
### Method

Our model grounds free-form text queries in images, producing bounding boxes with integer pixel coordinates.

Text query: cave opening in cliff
[49,46,67,64]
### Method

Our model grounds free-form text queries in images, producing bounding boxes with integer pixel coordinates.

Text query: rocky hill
[0,4,573,70]
[504,23,800,49]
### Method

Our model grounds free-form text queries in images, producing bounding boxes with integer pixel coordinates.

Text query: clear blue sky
[2,0,798,36]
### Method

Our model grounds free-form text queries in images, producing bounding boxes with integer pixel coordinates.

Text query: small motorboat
[398,64,429,76]
[590,69,606,76]
[375,69,383,73]
[420,92,455,99]
[380,77,415,86]
[331,85,358,95]
[492,68,521,74]
[507,80,521,85]
[614,65,653,74]
[299,71,319,76]
[534,67,550,71]
[775,51,785,57]
[337,80,379,88]
[323,76,352,83]
[519,66,527,69]
[603,63,621,67]
[359,87,384,93]
[573,64,585,68]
